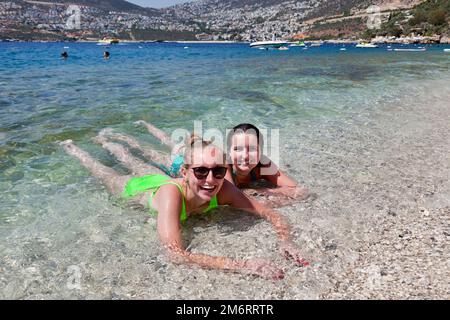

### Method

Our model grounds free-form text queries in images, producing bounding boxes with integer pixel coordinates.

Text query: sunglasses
[191,166,228,180]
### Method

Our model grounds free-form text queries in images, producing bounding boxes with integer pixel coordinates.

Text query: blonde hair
[183,133,225,167]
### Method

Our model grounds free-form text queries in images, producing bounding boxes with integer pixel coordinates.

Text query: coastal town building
[0,0,448,42]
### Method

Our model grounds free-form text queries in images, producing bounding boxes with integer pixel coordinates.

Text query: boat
[355,42,378,48]
[250,34,289,49]
[97,37,119,45]
[250,40,289,49]
[393,48,426,52]
[444,49,450,52]
[339,48,347,51]
[289,41,306,47]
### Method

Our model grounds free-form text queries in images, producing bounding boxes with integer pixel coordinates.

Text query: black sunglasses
[191,166,228,180]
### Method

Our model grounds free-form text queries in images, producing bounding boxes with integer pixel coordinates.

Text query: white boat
[444,49,450,52]
[289,41,306,47]
[250,40,289,49]
[97,37,119,45]
[393,48,426,52]
[355,42,378,48]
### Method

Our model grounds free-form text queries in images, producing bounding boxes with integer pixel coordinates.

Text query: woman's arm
[153,184,284,279]
[259,156,297,187]
[218,181,309,266]
[251,185,310,202]
[257,156,310,201]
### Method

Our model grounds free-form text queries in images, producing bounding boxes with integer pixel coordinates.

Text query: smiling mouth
[200,185,216,192]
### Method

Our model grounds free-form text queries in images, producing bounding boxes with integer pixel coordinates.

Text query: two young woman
[59,123,310,279]
[96,121,310,207]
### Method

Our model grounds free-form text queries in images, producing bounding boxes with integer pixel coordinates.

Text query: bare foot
[92,134,108,145]
[58,139,75,154]
[133,120,146,127]
[98,127,115,137]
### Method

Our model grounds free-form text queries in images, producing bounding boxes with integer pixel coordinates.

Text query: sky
[127,0,193,8]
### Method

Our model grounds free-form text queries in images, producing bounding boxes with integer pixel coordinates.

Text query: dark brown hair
[227,123,263,152]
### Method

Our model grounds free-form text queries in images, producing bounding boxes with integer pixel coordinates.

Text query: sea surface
[0,42,449,299]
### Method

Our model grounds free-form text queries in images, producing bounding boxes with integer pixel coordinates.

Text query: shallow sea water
[0,42,449,299]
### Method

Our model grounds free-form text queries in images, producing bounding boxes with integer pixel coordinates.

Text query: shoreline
[2,38,450,45]
[2,40,450,45]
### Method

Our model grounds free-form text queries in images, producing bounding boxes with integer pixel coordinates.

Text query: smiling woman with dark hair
[225,123,310,207]
[59,134,309,279]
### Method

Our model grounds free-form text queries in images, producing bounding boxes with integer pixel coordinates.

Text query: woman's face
[183,145,227,202]
[229,132,260,174]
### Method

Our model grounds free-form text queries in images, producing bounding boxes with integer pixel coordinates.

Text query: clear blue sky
[128,0,193,8]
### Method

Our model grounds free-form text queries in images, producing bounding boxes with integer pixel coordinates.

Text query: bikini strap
[149,181,187,222]
[203,195,218,213]
[150,181,217,221]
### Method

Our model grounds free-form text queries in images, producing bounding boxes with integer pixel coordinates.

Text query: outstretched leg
[134,120,175,149]
[93,135,164,176]
[99,128,171,165]
[59,140,130,195]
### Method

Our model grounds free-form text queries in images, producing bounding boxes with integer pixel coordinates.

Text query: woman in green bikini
[60,136,309,280]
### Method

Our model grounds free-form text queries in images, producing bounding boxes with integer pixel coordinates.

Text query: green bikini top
[153,180,218,222]
[123,174,218,222]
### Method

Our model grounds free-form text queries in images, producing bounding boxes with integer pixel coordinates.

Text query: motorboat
[250,40,289,49]
[289,41,306,47]
[393,48,426,52]
[309,41,323,47]
[355,42,378,48]
[97,37,119,45]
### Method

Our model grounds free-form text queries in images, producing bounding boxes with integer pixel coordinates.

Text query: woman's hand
[290,186,310,200]
[266,186,310,200]
[242,258,285,280]
[280,241,310,267]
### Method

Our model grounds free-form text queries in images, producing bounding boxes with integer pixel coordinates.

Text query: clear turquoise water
[0,42,449,298]
[1,42,449,224]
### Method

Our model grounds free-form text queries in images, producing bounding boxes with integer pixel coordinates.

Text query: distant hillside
[22,0,159,14]
[1,0,448,41]
[161,0,435,40]
[291,0,448,40]
[363,0,450,38]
